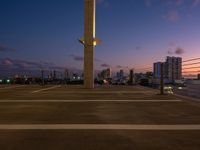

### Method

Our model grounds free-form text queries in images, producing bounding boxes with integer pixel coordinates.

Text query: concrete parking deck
[0,85,200,150]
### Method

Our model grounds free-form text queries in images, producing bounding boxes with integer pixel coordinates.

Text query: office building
[98,68,111,79]
[64,69,69,79]
[153,62,162,79]
[119,69,124,80]
[106,68,112,78]
[129,69,134,84]
[53,70,57,79]
[153,56,182,84]
[165,56,182,82]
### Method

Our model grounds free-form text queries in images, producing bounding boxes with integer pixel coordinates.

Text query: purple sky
[0,0,200,76]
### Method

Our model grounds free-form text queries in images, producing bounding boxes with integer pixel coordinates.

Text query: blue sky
[0,0,200,75]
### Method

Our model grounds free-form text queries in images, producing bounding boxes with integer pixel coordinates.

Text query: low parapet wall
[187,84,200,98]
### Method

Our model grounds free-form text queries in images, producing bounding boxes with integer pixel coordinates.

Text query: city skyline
[0,0,200,75]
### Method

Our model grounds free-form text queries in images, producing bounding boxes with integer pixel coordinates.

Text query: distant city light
[178,87,183,90]
[7,79,10,83]
[0,79,2,83]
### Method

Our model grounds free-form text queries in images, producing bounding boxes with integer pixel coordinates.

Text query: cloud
[136,46,142,50]
[1,59,13,66]
[69,55,84,62]
[144,0,199,9]
[167,50,174,55]
[116,65,129,69]
[192,0,200,7]
[163,10,180,22]
[69,54,102,62]
[0,58,82,77]
[0,45,16,52]
[144,0,184,8]
[116,65,123,69]
[175,47,185,55]
[167,47,185,55]
[0,58,56,70]
[101,63,110,68]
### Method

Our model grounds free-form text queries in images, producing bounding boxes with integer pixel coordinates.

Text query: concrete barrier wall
[187,84,200,98]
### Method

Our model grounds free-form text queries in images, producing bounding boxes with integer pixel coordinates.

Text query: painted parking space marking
[0,99,182,103]
[31,85,61,93]
[0,124,199,130]
[60,91,156,94]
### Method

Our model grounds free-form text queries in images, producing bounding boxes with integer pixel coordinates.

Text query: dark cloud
[175,47,185,55]
[49,66,67,71]
[0,45,16,52]
[0,58,56,70]
[69,55,84,62]
[116,65,123,68]
[101,63,110,68]
[41,61,54,66]
[192,0,200,7]
[116,65,129,69]
[1,59,13,66]
[0,58,81,77]
[167,47,185,55]
[69,54,102,62]
[135,46,141,50]
[167,50,174,55]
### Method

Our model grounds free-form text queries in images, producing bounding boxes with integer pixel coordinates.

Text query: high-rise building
[153,57,182,83]
[129,69,134,84]
[165,56,182,82]
[98,68,111,79]
[106,68,111,78]
[64,69,69,79]
[49,70,53,79]
[119,69,124,79]
[53,70,57,79]
[153,62,162,79]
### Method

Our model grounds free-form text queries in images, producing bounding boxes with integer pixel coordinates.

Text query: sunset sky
[0,0,200,76]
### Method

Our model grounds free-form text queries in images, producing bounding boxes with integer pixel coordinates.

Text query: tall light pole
[79,0,100,89]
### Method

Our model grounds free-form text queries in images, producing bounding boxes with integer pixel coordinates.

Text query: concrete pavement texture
[0,85,200,150]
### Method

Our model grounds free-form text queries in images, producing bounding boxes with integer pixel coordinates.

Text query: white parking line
[0,124,199,130]
[61,91,155,94]
[31,85,61,93]
[0,100,182,103]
